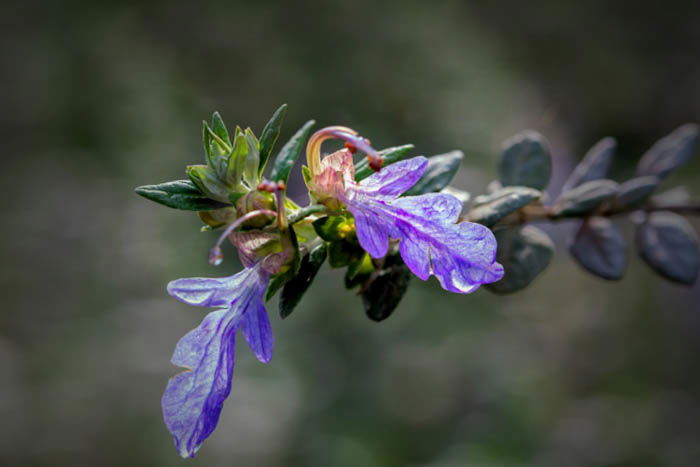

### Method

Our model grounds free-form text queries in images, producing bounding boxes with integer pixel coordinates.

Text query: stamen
[306,126,382,175]
[209,209,278,265]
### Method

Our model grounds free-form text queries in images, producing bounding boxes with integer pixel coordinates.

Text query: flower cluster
[137,106,502,457]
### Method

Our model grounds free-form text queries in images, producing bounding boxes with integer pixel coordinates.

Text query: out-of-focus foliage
[2,1,700,466]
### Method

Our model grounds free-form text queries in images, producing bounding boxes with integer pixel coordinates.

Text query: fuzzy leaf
[270,120,315,183]
[404,150,463,195]
[279,244,327,319]
[135,180,230,211]
[612,176,659,210]
[553,179,618,217]
[562,137,616,192]
[354,144,415,181]
[637,124,699,179]
[637,212,700,284]
[570,217,626,280]
[499,131,552,190]
[468,187,541,227]
[259,104,287,174]
[486,226,554,294]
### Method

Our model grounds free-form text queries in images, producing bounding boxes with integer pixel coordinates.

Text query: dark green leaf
[270,120,315,183]
[637,212,700,284]
[134,180,230,211]
[361,258,411,322]
[468,187,541,227]
[498,130,552,190]
[258,104,287,174]
[552,179,618,217]
[404,150,463,195]
[279,243,327,319]
[312,215,351,242]
[612,176,659,210]
[562,137,616,192]
[637,124,699,179]
[570,217,626,280]
[327,240,364,268]
[344,253,375,289]
[486,226,554,294]
[354,144,415,181]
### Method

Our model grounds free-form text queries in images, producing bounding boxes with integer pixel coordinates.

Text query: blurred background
[2,1,700,466]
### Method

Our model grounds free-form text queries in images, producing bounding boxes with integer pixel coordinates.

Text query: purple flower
[162,262,272,458]
[312,150,504,293]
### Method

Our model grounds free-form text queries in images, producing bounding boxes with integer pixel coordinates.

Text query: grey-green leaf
[570,217,626,280]
[211,112,232,147]
[361,257,412,322]
[499,130,552,190]
[259,104,287,174]
[637,212,700,284]
[404,150,463,195]
[279,243,327,319]
[637,123,698,179]
[553,179,618,217]
[354,144,415,181]
[486,225,554,294]
[612,176,659,210]
[134,180,230,211]
[562,137,616,192]
[468,187,541,227]
[270,120,315,183]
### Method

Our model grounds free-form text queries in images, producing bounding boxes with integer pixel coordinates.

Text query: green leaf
[225,128,248,188]
[312,215,351,242]
[468,187,541,227]
[612,176,659,210]
[486,226,554,294]
[203,121,231,177]
[270,120,315,183]
[354,144,415,181]
[404,150,463,195]
[637,212,700,284]
[552,179,618,217]
[279,244,327,319]
[637,124,699,179]
[186,165,231,202]
[498,130,552,190]
[562,137,616,192]
[243,128,260,186]
[361,255,411,322]
[134,180,230,211]
[344,253,375,289]
[326,240,365,268]
[211,112,232,147]
[570,217,626,280]
[259,104,288,175]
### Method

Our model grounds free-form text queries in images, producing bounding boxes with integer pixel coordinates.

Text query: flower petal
[163,264,271,457]
[240,301,274,363]
[392,193,463,224]
[351,201,390,258]
[162,308,238,458]
[360,156,429,197]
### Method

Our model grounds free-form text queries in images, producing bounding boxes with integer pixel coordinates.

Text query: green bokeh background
[2,1,699,466]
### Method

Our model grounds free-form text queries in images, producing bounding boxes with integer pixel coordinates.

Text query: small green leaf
[279,244,327,319]
[612,176,659,210]
[361,255,412,322]
[186,165,231,202]
[637,212,700,284]
[354,144,415,181]
[211,112,232,147]
[312,215,351,242]
[270,120,315,183]
[225,128,248,188]
[258,104,288,175]
[562,137,616,192]
[552,179,618,217]
[468,187,541,227]
[486,226,554,294]
[344,253,375,289]
[326,240,364,268]
[637,124,699,179]
[499,130,552,190]
[265,274,286,301]
[243,128,260,186]
[404,150,463,195]
[570,217,626,280]
[134,180,230,211]
[203,121,231,177]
